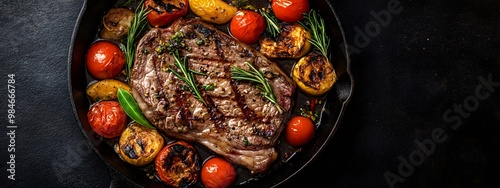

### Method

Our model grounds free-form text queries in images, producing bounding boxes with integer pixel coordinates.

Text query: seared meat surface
[130,18,295,173]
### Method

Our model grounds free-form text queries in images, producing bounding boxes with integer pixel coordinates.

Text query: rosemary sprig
[167,51,206,105]
[259,9,281,38]
[117,88,155,129]
[299,9,330,59]
[123,0,150,80]
[121,0,134,6]
[231,62,283,114]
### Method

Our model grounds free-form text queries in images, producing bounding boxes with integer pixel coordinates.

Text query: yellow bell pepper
[189,0,238,24]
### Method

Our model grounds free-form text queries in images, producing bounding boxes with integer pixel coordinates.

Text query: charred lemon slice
[115,122,164,166]
[292,52,337,96]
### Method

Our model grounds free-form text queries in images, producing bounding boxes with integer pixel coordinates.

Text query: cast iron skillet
[68,0,353,187]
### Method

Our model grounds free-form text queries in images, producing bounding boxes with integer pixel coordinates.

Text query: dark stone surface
[0,0,499,187]
[0,0,110,187]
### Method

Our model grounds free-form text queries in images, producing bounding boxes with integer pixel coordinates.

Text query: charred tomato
[87,100,127,138]
[145,0,189,27]
[155,141,201,187]
[229,10,266,44]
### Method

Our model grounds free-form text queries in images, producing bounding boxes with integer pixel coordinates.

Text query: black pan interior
[68,0,353,187]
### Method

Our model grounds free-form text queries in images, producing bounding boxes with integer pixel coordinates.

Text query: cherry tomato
[155,141,201,187]
[87,101,127,138]
[285,115,315,147]
[86,41,126,79]
[271,0,310,23]
[145,0,189,27]
[201,157,237,188]
[229,10,266,44]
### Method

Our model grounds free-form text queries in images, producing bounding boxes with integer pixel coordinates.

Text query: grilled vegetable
[99,7,135,40]
[299,9,330,60]
[115,122,164,166]
[293,9,336,96]
[86,79,131,102]
[292,51,337,96]
[87,101,127,138]
[229,10,266,44]
[259,23,311,59]
[285,115,315,147]
[155,141,201,187]
[145,0,189,27]
[201,157,237,188]
[271,0,309,23]
[86,41,126,79]
[189,0,238,24]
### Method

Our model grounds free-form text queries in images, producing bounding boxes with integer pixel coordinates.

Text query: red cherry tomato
[229,10,266,44]
[86,41,126,79]
[271,0,310,23]
[87,101,127,138]
[145,0,189,27]
[201,157,237,188]
[285,115,315,147]
[155,141,201,187]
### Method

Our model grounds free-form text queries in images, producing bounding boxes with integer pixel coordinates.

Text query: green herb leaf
[259,9,281,38]
[117,88,155,129]
[299,9,330,60]
[123,0,150,80]
[202,83,215,91]
[300,107,319,122]
[231,62,283,114]
[243,137,250,146]
[167,51,207,105]
[121,0,133,6]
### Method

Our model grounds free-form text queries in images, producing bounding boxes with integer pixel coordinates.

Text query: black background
[1,0,499,187]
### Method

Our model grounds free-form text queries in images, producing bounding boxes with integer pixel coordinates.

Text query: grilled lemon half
[116,123,164,166]
[292,52,337,96]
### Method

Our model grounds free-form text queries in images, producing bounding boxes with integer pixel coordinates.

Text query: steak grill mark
[131,18,296,173]
[167,41,261,130]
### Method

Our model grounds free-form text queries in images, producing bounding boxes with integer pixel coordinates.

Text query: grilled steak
[130,18,296,173]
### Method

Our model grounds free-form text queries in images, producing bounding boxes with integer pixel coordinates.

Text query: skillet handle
[335,68,355,103]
